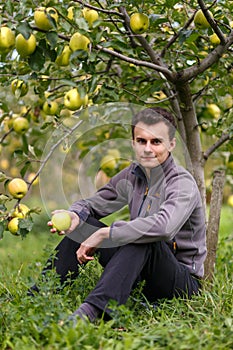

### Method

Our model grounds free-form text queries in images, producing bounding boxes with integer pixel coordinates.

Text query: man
[32,107,207,322]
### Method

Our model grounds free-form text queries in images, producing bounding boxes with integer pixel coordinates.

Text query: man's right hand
[47,210,80,235]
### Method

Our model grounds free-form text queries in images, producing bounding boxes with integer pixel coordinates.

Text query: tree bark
[204,170,226,282]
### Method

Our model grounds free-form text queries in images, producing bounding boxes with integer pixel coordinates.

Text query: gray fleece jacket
[70,154,207,278]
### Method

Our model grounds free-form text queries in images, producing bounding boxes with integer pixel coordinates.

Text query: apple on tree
[129,12,149,34]
[64,88,88,111]
[8,178,28,199]
[82,8,99,27]
[207,103,221,119]
[69,32,90,52]
[12,204,30,218]
[55,45,72,66]
[11,79,29,97]
[194,9,213,29]
[43,100,59,115]
[15,33,36,58]
[13,116,29,134]
[34,7,58,31]
[0,26,15,53]
[8,217,20,235]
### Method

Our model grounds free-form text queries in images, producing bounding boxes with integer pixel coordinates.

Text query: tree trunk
[204,170,226,282]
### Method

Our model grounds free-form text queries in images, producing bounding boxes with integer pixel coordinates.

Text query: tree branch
[203,133,230,161]
[73,0,124,17]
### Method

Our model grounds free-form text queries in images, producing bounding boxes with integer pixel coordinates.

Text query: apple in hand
[130,13,149,34]
[8,178,28,199]
[13,117,29,134]
[64,88,88,111]
[51,212,72,232]
[0,26,15,53]
[34,7,58,31]
[69,32,90,52]
[15,33,36,57]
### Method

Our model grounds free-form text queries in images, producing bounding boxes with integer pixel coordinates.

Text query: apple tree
[0,0,233,279]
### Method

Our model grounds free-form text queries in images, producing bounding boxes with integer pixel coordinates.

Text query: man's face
[132,121,176,174]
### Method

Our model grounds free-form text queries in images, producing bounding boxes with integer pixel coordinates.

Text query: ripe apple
[55,45,72,66]
[43,100,59,115]
[107,149,121,159]
[0,158,9,170]
[129,13,149,34]
[82,8,99,27]
[15,33,36,57]
[13,117,29,134]
[64,88,88,111]
[12,204,30,218]
[209,33,220,45]
[8,178,28,199]
[0,26,15,53]
[11,79,29,97]
[100,154,117,173]
[51,212,71,231]
[34,7,58,31]
[67,6,74,20]
[207,103,221,119]
[8,217,20,235]
[227,195,233,207]
[194,9,213,29]
[69,32,90,52]
[27,172,39,185]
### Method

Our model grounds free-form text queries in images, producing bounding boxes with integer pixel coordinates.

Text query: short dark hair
[132,107,177,140]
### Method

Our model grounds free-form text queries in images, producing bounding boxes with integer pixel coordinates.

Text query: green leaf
[16,22,31,39]
[0,221,4,239]
[28,47,45,71]
[46,31,58,49]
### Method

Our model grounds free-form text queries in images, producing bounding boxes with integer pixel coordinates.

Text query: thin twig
[203,133,230,161]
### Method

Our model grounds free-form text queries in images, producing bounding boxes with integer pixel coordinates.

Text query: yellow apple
[8,178,28,199]
[129,13,149,34]
[12,204,30,218]
[27,172,39,185]
[8,217,20,235]
[221,94,233,110]
[0,158,9,170]
[207,103,221,119]
[67,6,74,21]
[51,212,71,231]
[64,88,88,111]
[34,7,58,31]
[13,117,29,134]
[43,100,58,115]
[194,9,213,29]
[11,79,29,97]
[209,33,220,45]
[15,33,36,57]
[100,154,117,173]
[69,32,90,52]
[55,45,72,66]
[0,26,15,53]
[82,8,99,27]
[227,195,233,207]
[107,149,121,159]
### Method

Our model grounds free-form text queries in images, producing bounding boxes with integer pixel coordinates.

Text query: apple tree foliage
[0,0,233,248]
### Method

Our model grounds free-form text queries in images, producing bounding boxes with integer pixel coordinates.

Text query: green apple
[51,212,71,231]
[194,9,213,29]
[11,79,29,97]
[13,117,29,134]
[82,8,99,27]
[69,32,90,52]
[55,45,72,66]
[8,178,28,199]
[8,217,20,235]
[209,33,220,45]
[207,103,221,119]
[12,204,30,218]
[0,26,15,53]
[100,154,117,173]
[227,195,233,207]
[15,33,36,57]
[34,7,58,31]
[64,88,88,111]
[221,94,233,110]
[107,149,121,159]
[43,100,59,115]
[129,12,149,34]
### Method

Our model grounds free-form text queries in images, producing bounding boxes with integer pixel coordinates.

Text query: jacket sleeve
[110,171,202,245]
[69,166,133,222]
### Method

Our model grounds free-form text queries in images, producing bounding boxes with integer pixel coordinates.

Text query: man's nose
[144,141,152,152]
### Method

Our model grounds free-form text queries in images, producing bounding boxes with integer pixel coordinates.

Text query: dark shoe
[27,284,40,297]
[67,302,100,326]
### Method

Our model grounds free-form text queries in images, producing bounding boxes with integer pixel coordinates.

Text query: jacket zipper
[137,186,149,216]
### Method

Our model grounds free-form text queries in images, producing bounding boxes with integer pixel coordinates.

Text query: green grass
[0,205,232,350]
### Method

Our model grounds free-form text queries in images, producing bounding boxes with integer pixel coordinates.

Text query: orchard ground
[0,196,232,350]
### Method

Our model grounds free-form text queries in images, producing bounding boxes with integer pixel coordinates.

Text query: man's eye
[136,138,146,144]
[151,139,161,145]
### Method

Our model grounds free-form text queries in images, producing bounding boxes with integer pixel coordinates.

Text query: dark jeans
[40,217,201,314]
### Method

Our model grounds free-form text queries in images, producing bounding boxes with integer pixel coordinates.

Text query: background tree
[0,0,232,279]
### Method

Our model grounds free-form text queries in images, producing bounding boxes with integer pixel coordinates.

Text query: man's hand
[47,209,80,235]
[76,227,110,264]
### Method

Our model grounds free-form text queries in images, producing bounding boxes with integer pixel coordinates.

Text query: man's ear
[169,138,176,152]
